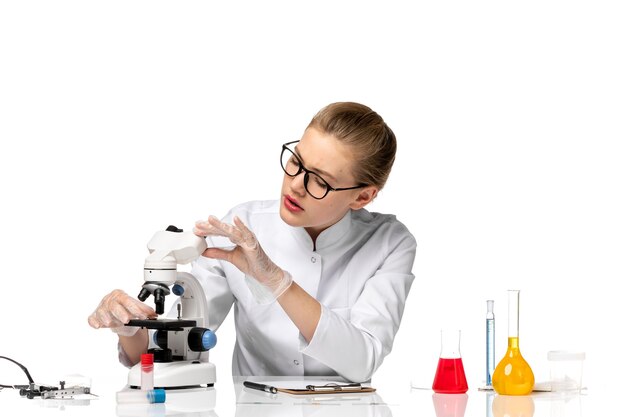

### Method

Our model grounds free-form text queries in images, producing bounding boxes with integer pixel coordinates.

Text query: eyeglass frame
[280,140,368,200]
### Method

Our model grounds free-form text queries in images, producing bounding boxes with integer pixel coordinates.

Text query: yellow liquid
[492,337,535,395]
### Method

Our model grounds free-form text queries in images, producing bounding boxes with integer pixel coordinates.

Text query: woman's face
[279,127,373,239]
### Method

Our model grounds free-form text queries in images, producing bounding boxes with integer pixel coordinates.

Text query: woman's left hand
[194,216,292,300]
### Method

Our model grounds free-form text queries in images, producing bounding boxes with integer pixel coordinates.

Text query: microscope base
[127,361,216,389]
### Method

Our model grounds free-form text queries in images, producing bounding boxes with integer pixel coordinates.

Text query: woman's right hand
[88,289,157,337]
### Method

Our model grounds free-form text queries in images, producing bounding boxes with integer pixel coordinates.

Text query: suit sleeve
[299,229,417,382]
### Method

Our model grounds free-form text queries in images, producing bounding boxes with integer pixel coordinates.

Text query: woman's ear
[349,186,379,210]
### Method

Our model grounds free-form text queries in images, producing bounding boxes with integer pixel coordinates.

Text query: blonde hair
[308,102,396,189]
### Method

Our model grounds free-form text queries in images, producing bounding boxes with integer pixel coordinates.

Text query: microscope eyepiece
[138,288,151,302]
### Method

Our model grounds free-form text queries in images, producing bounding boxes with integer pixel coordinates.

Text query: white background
[1,0,624,410]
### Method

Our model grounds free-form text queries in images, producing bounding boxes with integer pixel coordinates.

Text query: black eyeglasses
[280,140,367,200]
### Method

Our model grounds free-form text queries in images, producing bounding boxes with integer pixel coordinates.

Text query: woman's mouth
[283,195,304,212]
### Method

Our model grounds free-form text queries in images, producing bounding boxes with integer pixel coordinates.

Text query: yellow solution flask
[492,290,535,395]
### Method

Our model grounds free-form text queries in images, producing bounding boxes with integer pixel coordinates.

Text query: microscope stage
[126,318,197,330]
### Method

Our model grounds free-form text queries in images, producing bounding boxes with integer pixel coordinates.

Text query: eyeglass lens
[280,147,329,199]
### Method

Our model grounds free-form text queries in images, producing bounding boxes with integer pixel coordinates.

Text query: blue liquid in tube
[486,300,495,387]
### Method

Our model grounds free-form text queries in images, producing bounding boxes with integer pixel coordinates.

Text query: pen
[243,380,278,394]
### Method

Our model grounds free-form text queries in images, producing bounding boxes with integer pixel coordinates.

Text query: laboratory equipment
[125,226,217,389]
[486,300,495,387]
[141,353,154,390]
[492,290,535,395]
[1,356,93,400]
[432,329,468,394]
[116,388,166,404]
[547,350,585,392]
[19,380,91,400]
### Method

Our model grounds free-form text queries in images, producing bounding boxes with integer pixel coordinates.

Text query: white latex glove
[194,215,293,304]
[88,290,157,337]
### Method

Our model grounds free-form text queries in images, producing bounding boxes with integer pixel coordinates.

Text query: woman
[88,102,417,382]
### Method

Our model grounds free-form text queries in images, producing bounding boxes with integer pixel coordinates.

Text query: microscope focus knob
[172,284,185,296]
[188,327,217,352]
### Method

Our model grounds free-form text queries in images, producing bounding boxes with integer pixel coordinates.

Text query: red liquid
[432,358,468,393]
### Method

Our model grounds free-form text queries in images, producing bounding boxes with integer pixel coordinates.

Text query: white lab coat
[189,200,417,382]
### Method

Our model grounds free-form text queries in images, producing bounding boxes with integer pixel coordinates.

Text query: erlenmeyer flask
[432,329,468,394]
[492,290,535,395]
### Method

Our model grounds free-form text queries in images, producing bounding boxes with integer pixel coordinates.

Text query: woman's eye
[314,176,327,188]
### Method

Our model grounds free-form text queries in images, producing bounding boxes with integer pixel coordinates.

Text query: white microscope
[125,225,217,389]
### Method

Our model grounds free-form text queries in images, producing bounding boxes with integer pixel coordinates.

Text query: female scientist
[88,102,417,382]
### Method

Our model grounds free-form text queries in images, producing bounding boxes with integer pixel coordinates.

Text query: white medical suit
[123,199,416,382]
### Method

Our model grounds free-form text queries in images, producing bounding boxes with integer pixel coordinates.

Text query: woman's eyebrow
[294,146,338,182]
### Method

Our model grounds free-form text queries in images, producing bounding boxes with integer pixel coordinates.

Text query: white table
[0,374,599,416]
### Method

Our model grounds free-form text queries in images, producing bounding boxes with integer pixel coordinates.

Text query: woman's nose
[289,172,307,196]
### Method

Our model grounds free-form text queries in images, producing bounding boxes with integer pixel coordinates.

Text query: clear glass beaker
[432,329,468,394]
[492,290,535,395]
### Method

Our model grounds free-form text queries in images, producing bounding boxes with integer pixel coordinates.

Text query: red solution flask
[432,329,468,394]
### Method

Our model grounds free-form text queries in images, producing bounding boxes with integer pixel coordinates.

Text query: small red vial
[140,353,154,390]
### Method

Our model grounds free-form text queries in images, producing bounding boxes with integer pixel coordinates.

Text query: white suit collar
[288,209,353,252]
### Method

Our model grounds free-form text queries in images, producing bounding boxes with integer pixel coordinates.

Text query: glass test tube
[486,300,495,387]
